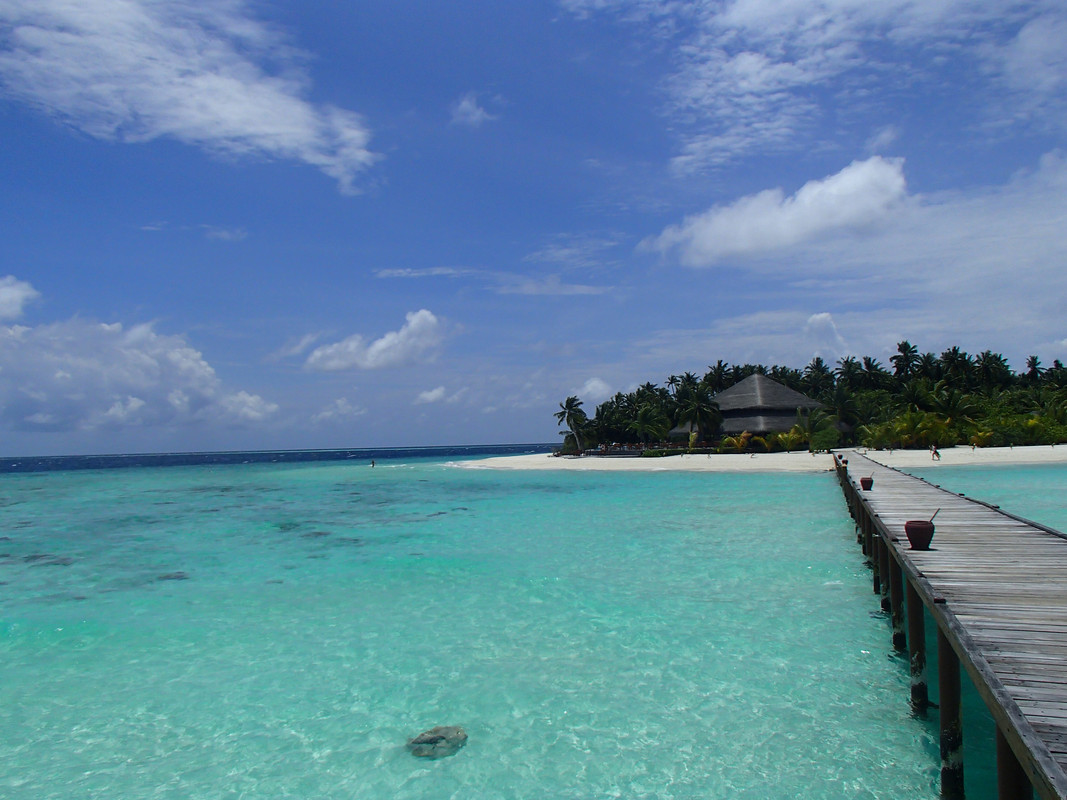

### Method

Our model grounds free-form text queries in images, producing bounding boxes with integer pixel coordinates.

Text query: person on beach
[931,445,941,461]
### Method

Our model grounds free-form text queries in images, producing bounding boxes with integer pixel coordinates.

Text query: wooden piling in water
[878,535,892,613]
[888,555,906,651]
[939,627,965,799]
[834,453,1063,800]
[907,581,929,712]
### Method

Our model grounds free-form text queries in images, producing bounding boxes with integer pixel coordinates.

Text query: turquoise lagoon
[3,454,1028,799]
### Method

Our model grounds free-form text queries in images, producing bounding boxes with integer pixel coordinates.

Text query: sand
[471,445,1067,473]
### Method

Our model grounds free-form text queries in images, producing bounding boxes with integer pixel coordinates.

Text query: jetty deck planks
[843,452,1067,800]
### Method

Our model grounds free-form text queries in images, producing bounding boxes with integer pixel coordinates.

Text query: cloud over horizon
[648,156,907,265]
[305,310,443,371]
[0,0,378,192]
[0,314,277,433]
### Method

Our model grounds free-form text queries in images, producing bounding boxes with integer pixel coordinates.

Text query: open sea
[4,447,1062,799]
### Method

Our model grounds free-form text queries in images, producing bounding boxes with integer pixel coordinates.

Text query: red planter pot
[905,520,935,550]
[860,477,874,491]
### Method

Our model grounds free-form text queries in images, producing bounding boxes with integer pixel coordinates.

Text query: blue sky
[1,0,1065,455]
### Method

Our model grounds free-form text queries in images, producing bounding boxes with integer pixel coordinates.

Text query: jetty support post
[865,516,875,567]
[938,627,965,799]
[878,535,892,613]
[871,532,882,595]
[888,552,906,651]
[906,581,928,712]
[996,726,1033,800]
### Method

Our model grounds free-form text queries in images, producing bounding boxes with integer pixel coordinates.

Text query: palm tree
[974,350,1012,390]
[826,382,861,433]
[861,356,891,391]
[890,340,919,380]
[835,356,863,392]
[628,404,670,445]
[555,396,588,453]
[940,346,975,386]
[916,352,942,381]
[802,356,834,398]
[703,360,732,392]
[1025,355,1044,386]
[675,386,721,443]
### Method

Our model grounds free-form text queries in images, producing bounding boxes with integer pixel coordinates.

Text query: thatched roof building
[714,374,823,435]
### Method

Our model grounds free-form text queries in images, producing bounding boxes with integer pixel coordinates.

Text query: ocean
[4,447,1049,799]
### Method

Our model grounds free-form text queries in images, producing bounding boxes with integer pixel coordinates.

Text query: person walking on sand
[931,445,941,461]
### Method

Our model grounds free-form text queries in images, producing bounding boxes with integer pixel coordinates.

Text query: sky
[1,0,1066,456]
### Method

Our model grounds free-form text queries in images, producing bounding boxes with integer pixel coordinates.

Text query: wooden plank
[838,453,1067,800]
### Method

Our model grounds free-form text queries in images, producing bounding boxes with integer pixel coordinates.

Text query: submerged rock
[407,726,467,759]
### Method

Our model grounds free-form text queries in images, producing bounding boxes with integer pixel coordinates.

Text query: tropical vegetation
[555,343,1067,455]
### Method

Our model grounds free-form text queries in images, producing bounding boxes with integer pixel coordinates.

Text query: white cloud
[311,397,367,424]
[217,390,278,423]
[865,125,900,154]
[415,386,446,404]
[0,275,39,320]
[414,386,469,405]
[0,0,378,192]
[0,316,277,432]
[993,12,1067,125]
[202,225,248,241]
[629,150,1067,368]
[450,91,497,127]
[497,274,611,296]
[375,267,479,279]
[648,156,906,265]
[305,310,443,371]
[576,377,612,403]
[523,233,623,269]
[804,312,849,362]
[269,332,322,361]
[565,1,1063,172]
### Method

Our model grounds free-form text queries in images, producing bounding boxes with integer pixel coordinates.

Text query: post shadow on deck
[835,457,1035,800]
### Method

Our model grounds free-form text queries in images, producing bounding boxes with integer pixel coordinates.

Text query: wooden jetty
[836,452,1067,800]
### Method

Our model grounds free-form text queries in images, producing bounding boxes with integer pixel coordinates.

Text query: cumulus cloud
[576,377,612,403]
[414,386,467,405]
[628,150,1067,368]
[0,316,277,432]
[804,312,849,361]
[305,310,443,371]
[0,0,378,192]
[415,386,446,405]
[217,390,278,423]
[450,91,497,127]
[0,275,39,320]
[647,156,907,265]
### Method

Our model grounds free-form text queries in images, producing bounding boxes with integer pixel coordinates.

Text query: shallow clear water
[1,458,949,798]
[907,461,1067,534]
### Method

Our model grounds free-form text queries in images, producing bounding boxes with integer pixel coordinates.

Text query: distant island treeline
[555,342,1067,455]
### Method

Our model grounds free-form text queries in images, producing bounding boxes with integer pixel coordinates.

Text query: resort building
[714,374,823,435]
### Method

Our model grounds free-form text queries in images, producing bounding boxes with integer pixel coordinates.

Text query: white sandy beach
[473,445,1067,473]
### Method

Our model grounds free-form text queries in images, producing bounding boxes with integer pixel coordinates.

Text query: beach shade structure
[713,374,824,435]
